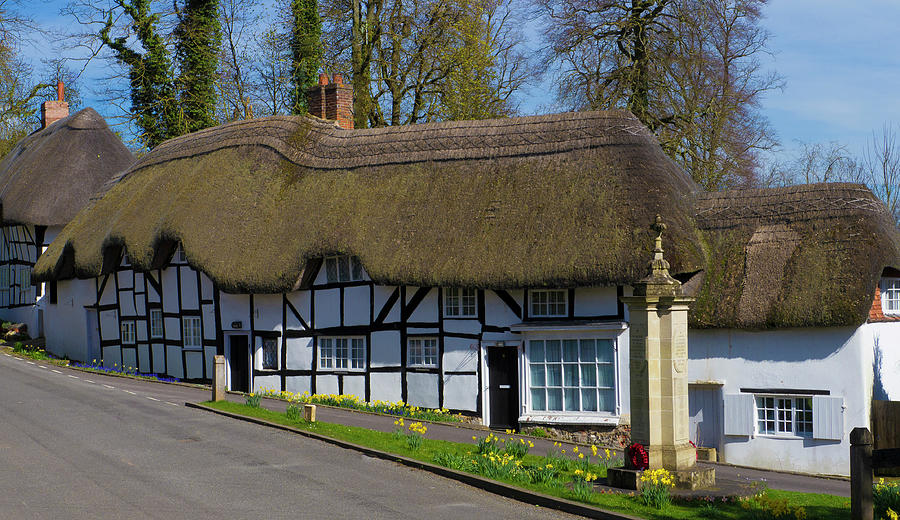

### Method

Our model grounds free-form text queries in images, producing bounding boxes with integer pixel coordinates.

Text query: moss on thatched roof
[34,111,707,293]
[691,183,900,329]
[0,108,135,226]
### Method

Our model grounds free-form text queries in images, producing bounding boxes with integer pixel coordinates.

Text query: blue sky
[19,0,900,160]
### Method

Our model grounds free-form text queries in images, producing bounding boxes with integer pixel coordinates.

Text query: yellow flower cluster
[481,452,520,466]
[887,508,899,520]
[573,469,598,482]
[640,468,675,488]
[408,422,427,435]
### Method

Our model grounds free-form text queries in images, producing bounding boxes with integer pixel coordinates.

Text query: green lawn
[203,400,851,520]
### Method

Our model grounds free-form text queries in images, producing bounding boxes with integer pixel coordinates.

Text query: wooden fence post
[851,427,873,520]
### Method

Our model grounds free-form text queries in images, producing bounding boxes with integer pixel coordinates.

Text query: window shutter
[724,393,754,436]
[813,395,843,441]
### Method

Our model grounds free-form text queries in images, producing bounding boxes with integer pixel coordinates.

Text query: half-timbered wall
[0,223,61,336]
[0,224,38,310]
[70,252,630,420]
[95,249,217,380]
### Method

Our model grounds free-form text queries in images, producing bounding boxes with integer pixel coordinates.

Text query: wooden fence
[850,427,900,520]
[872,401,900,450]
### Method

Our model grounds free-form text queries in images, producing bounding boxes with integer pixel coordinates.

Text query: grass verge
[203,400,850,520]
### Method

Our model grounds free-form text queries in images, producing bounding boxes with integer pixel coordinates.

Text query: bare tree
[534,0,781,189]
[216,0,261,120]
[866,124,900,222]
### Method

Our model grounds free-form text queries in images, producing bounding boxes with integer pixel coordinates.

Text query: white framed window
[324,255,364,283]
[149,309,164,339]
[755,395,813,437]
[319,337,365,370]
[122,253,130,266]
[883,278,900,314]
[262,337,278,370]
[121,320,136,345]
[0,267,8,289]
[182,317,202,349]
[530,289,567,317]
[528,338,616,413]
[445,288,476,317]
[408,337,438,367]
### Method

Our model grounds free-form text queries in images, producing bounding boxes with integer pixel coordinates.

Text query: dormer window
[883,278,900,314]
[325,255,363,283]
[530,289,567,317]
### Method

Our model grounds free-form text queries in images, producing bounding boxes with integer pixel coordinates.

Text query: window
[262,337,278,370]
[182,317,202,349]
[883,278,900,314]
[530,290,567,317]
[0,267,7,289]
[150,309,163,339]
[445,288,476,317]
[177,246,187,263]
[319,337,365,370]
[121,321,136,345]
[408,338,438,367]
[528,338,615,413]
[325,255,364,283]
[122,253,130,266]
[756,396,813,437]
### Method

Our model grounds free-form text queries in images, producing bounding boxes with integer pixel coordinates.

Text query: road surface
[0,351,581,520]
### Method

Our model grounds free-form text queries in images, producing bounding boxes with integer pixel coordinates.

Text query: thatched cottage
[0,85,134,345]
[32,76,900,476]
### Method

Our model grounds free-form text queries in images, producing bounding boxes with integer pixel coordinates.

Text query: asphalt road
[0,352,581,520]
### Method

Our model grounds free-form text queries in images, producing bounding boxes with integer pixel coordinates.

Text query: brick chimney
[307,73,354,129]
[41,81,69,129]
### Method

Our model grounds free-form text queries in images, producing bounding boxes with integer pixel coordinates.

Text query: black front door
[229,335,249,393]
[487,346,519,429]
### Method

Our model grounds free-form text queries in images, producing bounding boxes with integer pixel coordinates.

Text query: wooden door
[488,346,519,429]
[228,335,250,393]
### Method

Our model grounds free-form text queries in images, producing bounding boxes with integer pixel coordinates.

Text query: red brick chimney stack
[41,80,69,129]
[307,73,354,130]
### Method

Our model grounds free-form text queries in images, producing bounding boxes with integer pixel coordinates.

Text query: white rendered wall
[871,322,900,400]
[43,278,95,362]
[688,326,870,476]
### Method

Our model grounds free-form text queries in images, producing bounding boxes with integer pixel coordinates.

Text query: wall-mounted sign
[231,321,243,329]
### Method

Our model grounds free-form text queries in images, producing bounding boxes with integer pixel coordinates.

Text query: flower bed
[253,388,465,423]
[69,360,179,383]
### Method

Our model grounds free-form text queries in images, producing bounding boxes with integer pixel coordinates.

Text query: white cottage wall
[43,277,95,362]
[870,322,900,400]
[688,326,870,476]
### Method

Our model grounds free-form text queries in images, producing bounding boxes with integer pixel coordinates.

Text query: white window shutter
[724,393,754,436]
[813,395,844,441]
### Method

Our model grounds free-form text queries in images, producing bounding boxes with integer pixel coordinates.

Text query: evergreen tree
[289,0,322,114]
[175,0,223,132]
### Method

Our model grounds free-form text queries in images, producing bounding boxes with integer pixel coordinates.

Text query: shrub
[525,427,549,438]
[245,393,261,408]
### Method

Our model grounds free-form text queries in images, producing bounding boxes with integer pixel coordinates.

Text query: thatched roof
[0,108,135,226]
[691,183,900,329]
[33,111,707,293]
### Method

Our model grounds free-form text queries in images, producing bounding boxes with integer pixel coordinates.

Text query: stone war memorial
[608,216,716,490]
